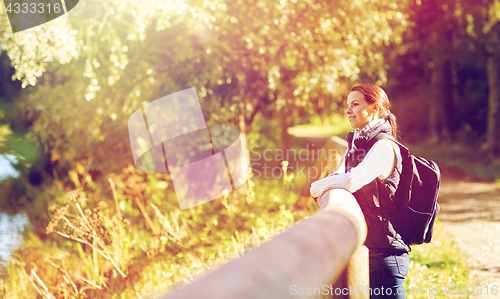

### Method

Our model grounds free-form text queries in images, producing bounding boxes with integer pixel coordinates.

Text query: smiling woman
[311,84,408,299]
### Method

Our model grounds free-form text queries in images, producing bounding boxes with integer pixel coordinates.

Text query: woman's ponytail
[387,112,398,140]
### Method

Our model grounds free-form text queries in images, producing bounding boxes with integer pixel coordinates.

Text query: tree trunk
[429,50,453,143]
[486,55,500,155]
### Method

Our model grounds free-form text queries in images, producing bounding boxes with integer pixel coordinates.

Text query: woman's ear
[373,105,382,118]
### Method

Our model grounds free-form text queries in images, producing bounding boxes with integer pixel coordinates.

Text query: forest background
[1,0,500,298]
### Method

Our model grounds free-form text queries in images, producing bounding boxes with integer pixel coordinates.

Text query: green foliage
[0,0,486,297]
[0,15,80,88]
[0,0,413,217]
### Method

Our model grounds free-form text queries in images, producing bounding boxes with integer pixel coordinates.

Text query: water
[0,213,29,265]
[0,155,20,180]
[0,155,27,264]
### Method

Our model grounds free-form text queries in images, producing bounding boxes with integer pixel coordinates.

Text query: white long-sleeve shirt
[310,139,401,198]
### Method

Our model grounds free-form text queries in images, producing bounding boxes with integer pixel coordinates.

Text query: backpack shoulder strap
[370,134,413,212]
[370,134,411,159]
[361,132,392,151]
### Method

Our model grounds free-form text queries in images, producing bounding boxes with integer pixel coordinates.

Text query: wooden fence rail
[162,189,368,299]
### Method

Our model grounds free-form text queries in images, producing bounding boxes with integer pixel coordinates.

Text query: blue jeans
[368,249,409,299]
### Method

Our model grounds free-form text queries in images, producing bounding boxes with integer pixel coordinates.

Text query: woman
[310,84,409,299]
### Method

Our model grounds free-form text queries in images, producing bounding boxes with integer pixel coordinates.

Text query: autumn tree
[0,0,410,211]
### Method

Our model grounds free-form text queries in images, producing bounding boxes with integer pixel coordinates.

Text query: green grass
[405,220,472,298]
[287,114,352,138]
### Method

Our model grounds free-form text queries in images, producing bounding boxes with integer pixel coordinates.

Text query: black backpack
[373,135,441,245]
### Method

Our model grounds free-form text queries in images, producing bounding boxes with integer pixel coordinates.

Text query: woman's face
[345,91,378,130]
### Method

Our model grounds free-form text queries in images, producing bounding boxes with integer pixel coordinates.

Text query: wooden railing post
[296,136,348,209]
[328,246,369,299]
[318,190,369,299]
[161,189,367,299]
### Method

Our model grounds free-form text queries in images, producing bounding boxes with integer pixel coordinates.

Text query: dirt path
[438,180,500,298]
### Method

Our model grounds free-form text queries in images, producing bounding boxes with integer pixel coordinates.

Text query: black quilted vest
[345,124,410,252]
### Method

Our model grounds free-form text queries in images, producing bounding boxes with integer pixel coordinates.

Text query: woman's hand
[310,177,333,198]
[310,172,349,198]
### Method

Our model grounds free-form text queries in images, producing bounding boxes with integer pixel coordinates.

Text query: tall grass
[0,163,473,298]
[0,164,312,298]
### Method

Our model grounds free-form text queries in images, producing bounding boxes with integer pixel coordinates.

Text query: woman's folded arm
[309,140,396,197]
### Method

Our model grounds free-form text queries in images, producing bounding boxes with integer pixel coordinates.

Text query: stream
[0,212,29,266]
